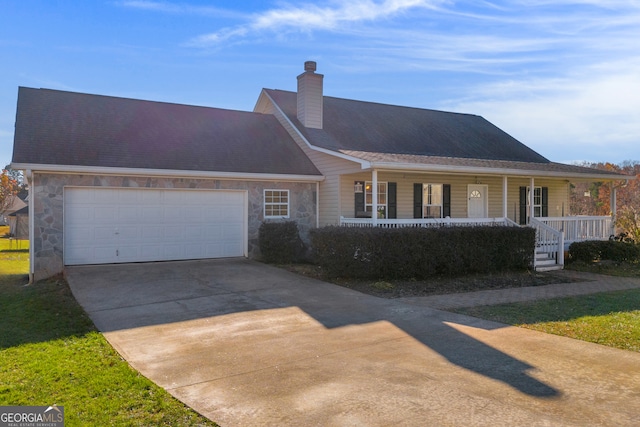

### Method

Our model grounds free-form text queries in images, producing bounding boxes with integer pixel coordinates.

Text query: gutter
[10,163,324,183]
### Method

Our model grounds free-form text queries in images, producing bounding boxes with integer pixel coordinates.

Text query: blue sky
[1,0,639,169]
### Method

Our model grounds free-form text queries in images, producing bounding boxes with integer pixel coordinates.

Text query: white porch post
[529,177,535,223]
[502,176,508,218]
[611,183,617,237]
[372,169,378,226]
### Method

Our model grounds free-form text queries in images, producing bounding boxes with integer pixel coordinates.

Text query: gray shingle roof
[265,89,549,163]
[265,89,631,180]
[12,87,321,177]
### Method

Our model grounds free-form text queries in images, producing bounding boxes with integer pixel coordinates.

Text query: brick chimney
[297,61,323,129]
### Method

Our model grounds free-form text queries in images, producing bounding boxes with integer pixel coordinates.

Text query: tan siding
[508,178,570,222]
[340,173,569,221]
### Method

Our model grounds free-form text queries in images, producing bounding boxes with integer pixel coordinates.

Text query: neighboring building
[1,195,26,226]
[8,205,28,239]
[11,61,632,282]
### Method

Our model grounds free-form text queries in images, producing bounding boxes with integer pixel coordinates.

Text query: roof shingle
[265,89,549,163]
[12,87,321,176]
[265,89,631,180]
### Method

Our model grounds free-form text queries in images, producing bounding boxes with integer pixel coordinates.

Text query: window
[365,182,387,218]
[423,184,443,218]
[264,189,289,218]
[528,186,542,217]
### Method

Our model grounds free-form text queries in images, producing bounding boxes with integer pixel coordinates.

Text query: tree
[0,168,20,214]
[570,161,640,241]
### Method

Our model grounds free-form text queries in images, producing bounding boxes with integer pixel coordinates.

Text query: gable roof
[12,87,321,178]
[263,89,630,180]
[265,89,549,162]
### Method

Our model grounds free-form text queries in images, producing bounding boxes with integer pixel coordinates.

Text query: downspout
[371,169,378,227]
[25,169,34,285]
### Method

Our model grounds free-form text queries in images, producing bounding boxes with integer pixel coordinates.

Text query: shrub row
[568,240,640,264]
[259,221,306,264]
[309,225,535,279]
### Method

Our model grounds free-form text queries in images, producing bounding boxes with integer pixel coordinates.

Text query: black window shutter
[442,184,451,218]
[413,183,423,218]
[354,181,365,217]
[542,187,549,217]
[388,182,397,219]
[519,186,527,225]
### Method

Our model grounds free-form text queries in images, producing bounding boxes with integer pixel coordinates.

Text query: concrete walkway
[399,270,640,309]
[66,259,640,427]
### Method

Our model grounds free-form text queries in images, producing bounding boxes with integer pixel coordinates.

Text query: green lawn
[0,234,218,426]
[456,288,640,352]
[0,226,28,275]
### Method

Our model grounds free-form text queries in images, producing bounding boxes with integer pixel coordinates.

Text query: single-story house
[11,61,632,282]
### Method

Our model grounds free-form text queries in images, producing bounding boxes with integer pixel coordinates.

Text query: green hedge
[310,226,535,279]
[568,240,640,264]
[259,221,306,264]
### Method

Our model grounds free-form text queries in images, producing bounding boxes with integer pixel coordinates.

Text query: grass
[0,233,218,426]
[456,288,640,352]
[0,225,29,276]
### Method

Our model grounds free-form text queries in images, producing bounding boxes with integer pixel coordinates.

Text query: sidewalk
[397,270,640,310]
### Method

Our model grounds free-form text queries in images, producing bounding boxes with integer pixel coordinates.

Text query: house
[8,205,28,240]
[11,61,632,282]
[1,195,26,226]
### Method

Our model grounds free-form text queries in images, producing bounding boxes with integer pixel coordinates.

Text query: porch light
[354,182,363,193]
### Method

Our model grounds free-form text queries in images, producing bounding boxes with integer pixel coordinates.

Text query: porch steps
[534,250,563,272]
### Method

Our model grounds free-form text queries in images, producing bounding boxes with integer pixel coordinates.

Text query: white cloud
[443,60,640,162]
[180,0,640,162]
[116,1,246,18]
[187,0,443,47]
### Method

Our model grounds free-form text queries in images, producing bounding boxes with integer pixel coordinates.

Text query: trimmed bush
[310,225,535,279]
[568,240,640,264]
[259,221,306,264]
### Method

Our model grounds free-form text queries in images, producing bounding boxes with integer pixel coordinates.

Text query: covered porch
[338,169,621,271]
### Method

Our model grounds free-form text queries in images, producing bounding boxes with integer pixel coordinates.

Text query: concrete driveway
[66,259,640,427]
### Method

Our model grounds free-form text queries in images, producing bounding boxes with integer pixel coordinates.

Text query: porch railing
[339,217,519,228]
[530,217,564,270]
[537,216,612,244]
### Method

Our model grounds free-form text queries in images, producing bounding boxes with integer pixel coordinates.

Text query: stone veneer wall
[31,173,317,281]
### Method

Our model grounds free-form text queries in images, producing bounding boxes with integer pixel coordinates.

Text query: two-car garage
[63,187,247,266]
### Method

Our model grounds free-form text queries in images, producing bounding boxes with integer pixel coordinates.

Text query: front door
[468,184,488,218]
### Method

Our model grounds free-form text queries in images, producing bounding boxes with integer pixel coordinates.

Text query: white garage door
[64,187,247,265]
